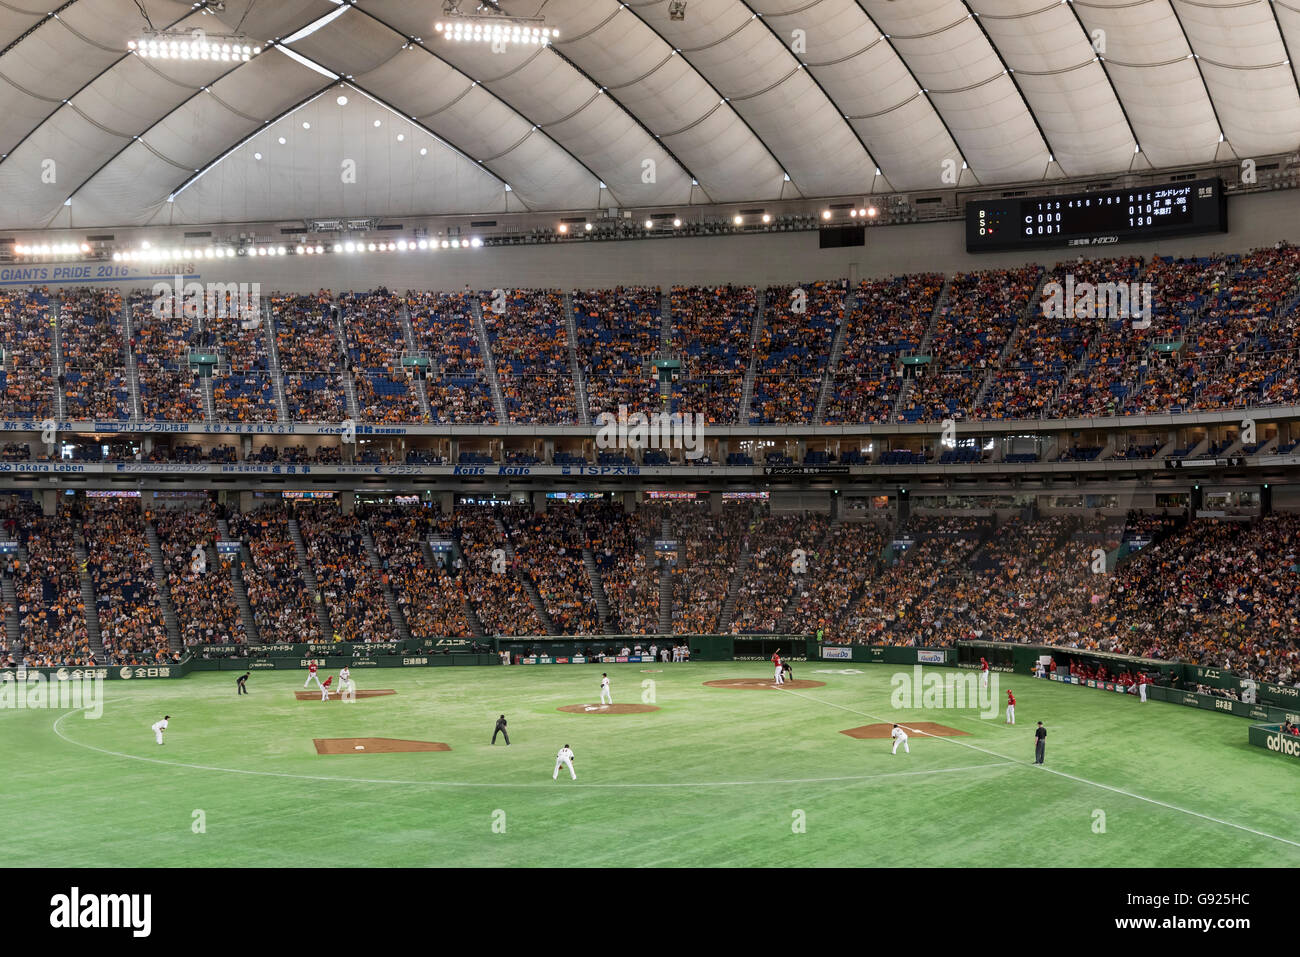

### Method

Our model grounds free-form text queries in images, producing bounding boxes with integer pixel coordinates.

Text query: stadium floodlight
[434,0,555,47]
[129,30,261,62]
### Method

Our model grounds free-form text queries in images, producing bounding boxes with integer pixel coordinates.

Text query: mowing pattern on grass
[557,703,661,714]
[313,737,449,754]
[841,722,970,739]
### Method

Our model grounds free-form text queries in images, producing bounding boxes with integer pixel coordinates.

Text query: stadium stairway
[717,546,753,633]
[397,300,434,420]
[973,268,1051,412]
[471,297,509,424]
[493,516,556,634]
[657,515,674,634]
[261,300,292,422]
[562,292,592,426]
[330,307,362,422]
[918,276,953,356]
[580,547,612,631]
[736,287,766,424]
[774,518,839,633]
[287,517,333,641]
[200,375,217,424]
[360,526,411,641]
[121,299,143,420]
[143,523,183,653]
[1,569,19,653]
[420,540,487,639]
[72,541,107,663]
[51,302,67,419]
[216,518,260,642]
[228,547,260,643]
[659,287,672,354]
[812,284,857,424]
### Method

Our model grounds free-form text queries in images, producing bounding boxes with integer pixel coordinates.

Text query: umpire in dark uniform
[1034,722,1046,764]
[492,714,510,746]
[236,672,250,695]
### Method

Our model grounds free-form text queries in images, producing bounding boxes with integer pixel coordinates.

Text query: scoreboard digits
[966,178,1225,252]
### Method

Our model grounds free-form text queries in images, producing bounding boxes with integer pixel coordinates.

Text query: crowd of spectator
[407,291,497,423]
[824,274,944,424]
[129,292,204,421]
[10,500,91,666]
[298,510,395,643]
[483,289,575,423]
[226,505,320,642]
[153,505,246,646]
[749,281,845,424]
[83,499,171,665]
[0,289,53,419]
[573,286,663,420]
[60,288,130,418]
[366,507,471,639]
[340,290,425,423]
[671,285,757,425]
[501,507,599,634]
[455,507,544,636]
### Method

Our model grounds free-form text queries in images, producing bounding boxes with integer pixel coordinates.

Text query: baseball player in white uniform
[152,715,170,745]
[600,673,612,705]
[553,744,577,781]
[890,724,909,755]
[338,666,354,698]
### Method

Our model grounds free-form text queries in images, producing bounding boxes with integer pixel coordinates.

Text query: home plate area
[557,703,661,715]
[839,723,970,739]
[293,689,396,701]
[313,738,450,754]
[702,678,826,690]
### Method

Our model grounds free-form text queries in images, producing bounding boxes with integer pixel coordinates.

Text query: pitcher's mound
[557,703,661,715]
[703,678,826,690]
[840,722,969,739]
[294,689,395,701]
[314,737,449,754]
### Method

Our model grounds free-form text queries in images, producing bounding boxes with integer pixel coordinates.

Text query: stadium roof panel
[0,0,1296,228]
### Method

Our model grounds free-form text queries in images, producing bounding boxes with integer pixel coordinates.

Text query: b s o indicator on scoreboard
[965,178,1226,252]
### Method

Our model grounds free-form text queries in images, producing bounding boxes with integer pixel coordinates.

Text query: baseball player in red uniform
[319,674,333,701]
[1005,689,1016,724]
[772,650,784,686]
[1138,672,1148,703]
[980,657,990,689]
[304,660,323,691]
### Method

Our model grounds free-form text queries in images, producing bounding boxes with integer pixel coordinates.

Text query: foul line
[775,687,1300,850]
[51,708,1014,790]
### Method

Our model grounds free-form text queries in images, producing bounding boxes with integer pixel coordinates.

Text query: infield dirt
[703,678,827,690]
[313,737,450,754]
[557,703,661,714]
[839,722,969,739]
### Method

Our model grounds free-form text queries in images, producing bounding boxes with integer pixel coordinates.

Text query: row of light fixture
[559,207,879,233]
[13,243,91,256]
[434,20,557,46]
[128,36,260,61]
[99,238,483,262]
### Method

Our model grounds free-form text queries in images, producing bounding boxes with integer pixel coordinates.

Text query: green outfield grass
[3,661,1298,867]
